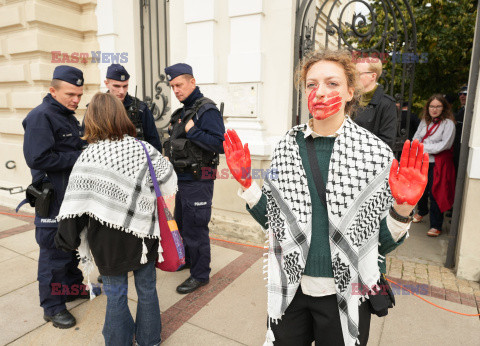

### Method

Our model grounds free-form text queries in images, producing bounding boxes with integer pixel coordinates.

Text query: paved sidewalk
[385,212,480,308]
[0,206,479,345]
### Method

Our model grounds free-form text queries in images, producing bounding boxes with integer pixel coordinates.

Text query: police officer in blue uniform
[22,65,87,329]
[104,63,162,151]
[164,63,225,293]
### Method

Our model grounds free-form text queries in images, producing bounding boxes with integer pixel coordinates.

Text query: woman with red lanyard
[412,94,456,237]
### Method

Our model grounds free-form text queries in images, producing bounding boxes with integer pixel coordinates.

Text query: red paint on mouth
[308,89,342,120]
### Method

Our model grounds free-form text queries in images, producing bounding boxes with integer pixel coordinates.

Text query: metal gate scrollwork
[294,0,418,154]
[139,0,171,134]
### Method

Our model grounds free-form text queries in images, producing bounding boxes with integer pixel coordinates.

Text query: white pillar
[225,0,271,156]
[456,69,480,281]
[184,0,217,84]
[95,0,138,91]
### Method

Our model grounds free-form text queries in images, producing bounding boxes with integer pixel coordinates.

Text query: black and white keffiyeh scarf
[263,118,394,346]
[57,135,176,297]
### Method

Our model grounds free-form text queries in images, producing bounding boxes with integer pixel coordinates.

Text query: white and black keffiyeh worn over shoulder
[57,135,176,298]
[263,118,394,346]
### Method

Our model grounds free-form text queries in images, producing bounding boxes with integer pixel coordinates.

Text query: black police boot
[43,309,76,329]
[97,275,103,283]
[176,276,209,294]
[65,289,92,302]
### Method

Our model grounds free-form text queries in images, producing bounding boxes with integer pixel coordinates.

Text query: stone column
[0,0,99,207]
[165,0,297,244]
[184,0,217,84]
[95,0,139,91]
[225,0,270,156]
[456,74,480,282]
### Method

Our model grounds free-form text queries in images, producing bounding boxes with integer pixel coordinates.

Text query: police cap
[106,64,130,81]
[164,63,193,82]
[459,85,468,95]
[53,65,84,86]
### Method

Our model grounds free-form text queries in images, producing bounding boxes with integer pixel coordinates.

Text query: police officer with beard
[22,66,88,329]
[104,64,162,151]
[163,63,225,294]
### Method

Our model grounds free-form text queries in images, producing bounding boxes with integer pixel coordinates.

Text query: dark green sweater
[247,132,404,276]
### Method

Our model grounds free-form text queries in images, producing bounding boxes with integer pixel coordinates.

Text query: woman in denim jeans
[55,92,177,345]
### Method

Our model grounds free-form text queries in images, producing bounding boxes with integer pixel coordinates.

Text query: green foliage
[350,0,477,115]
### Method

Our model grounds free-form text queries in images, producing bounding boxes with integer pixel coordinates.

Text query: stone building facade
[0,0,478,281]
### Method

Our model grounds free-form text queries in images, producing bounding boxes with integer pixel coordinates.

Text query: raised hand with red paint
[308,88,343,120]
[223,129,252,189]
[389,139,429,207]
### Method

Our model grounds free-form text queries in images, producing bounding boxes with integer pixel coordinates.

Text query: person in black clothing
[453,85,467,173]
[104,63,162,151]
[398,101,420,141]
[354,59,397,148]
[55,92,177,345]
[163,63,225,294]
[22,65,87,329]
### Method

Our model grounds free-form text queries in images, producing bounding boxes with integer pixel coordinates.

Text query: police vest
[163,97,219,179]
[125,97,145,140]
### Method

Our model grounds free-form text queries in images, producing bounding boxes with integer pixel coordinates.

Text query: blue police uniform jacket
[23,94,85,226]
[123,93,162,152]
[171,86,225,181]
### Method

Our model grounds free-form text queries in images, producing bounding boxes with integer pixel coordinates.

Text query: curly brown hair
[422,94,456,125]
[297,49,361,116]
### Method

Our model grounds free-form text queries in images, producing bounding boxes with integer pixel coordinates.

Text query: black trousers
[417,162,443,230]
[36,227,83,316]
[174,180,214,282]
[270,288,371,346]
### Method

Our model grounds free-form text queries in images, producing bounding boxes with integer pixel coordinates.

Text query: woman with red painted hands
[223,50,429,346]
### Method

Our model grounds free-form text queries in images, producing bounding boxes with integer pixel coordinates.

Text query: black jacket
[123,94,162,152]
[453,106,465,170]
[400,109,420,141]
[22,94,85,226]
[353,85,397,149]
[168,87,225,181]
[55,215,158,276]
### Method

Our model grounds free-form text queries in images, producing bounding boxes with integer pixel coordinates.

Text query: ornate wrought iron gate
[139,0,171,134]
[293,0,417,153]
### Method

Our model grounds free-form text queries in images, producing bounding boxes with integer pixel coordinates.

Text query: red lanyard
[421,121,441,143]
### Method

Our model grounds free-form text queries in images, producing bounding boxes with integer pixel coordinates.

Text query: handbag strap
[135,139,162,198]
[305,136,327,208]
